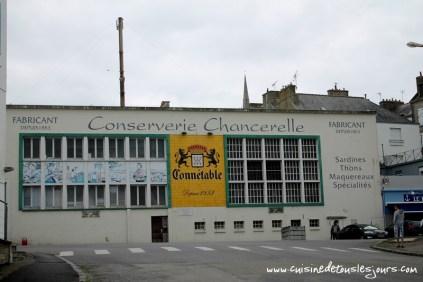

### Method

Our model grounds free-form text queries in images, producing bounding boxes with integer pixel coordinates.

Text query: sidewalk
[0,252,79,282]
[372,237,423,256]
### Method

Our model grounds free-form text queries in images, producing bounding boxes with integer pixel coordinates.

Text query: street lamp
[407,41,423,48]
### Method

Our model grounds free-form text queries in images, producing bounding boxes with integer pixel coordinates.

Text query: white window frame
[88,185,105,208]
[88,137,104,159]
[109,138,125,159]
[110,185,126,208]
[67,137,83,159]
[45,186,63,209]
[130,184,146,207]
[67,185,84,209]
[129,137,145,159]
[45,137,62,159]
[194,221,206,232]
[23,186,41,209]
[150,185,167,207]
[23,137,40,159]
[150,138,166,159]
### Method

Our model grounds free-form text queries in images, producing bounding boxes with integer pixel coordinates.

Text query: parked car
[385,220,423,238]
[337,224,387,239]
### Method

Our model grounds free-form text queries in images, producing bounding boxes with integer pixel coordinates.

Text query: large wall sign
[170,135,226,207]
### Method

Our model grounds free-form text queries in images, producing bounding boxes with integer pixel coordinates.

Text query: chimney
[327,83,348,97]
[160,101,170,108]
[379,98,404,112]
[416,72,423,98]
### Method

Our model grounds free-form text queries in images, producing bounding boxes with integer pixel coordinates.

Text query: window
[291,220,301,227]
[23,186,40,209]
[253,220,263,229]
[194,221,206,231]
[45,138,62,159]
[150,138,165,159]
[418,108,423,126]
[234,221,244,230]
[151,185,166,206]
[389,128,403,145]
[88,137,104,159]
[67,185,84,208]
[67,138,83,159]
[129,138,145,158]
[109,138,124,159]
[46,186,62,209]
[272,220,282,229]
[88,185,105,208]
[130,185,146,206]
[226,137,321,206]
[309,219,320,228]
[110,185,126,207]
[23,137,40,159]
[214,221,225,230]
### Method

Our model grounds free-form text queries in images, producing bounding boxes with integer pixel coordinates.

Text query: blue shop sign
[404,194,423,202]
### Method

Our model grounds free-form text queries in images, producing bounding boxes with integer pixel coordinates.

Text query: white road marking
[260,246,284,251]
[228,246,250,251]
[195,246,215,251]
[59,251,74,257]
[94,249,110,255]
[349,248,379,253]
[321,247,349,253]
[292,246,317,252]
[161,246,181,252]
[128,248,145,253]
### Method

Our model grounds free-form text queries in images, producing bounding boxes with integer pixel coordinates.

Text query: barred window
[283,139,298,159]
[302,139,317,159]
[234,221,244,230]
[227,138,243,159]
[291,219,301,227]
[214,221,225,230]
[267,183,283,203]
[272,220,282,229]
[285,160,300,181]
[305,182,320,203]
[286,182,301,203]
[247,161,262,180]
[253,220,263,229]
[228,160,244,181]
[246,139,261,159]
[265,139,280,159]
[266,161,281,180]
[248,183,264,204]
[309,219,320,228]
[303,161,319,180]
[229,183,245,204]
[194,221,206,231]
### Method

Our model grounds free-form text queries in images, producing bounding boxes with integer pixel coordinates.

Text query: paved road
[21,240,423,282]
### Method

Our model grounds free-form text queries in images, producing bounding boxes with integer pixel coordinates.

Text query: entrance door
[151,216,168,242]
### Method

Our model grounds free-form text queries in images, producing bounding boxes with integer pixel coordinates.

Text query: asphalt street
[20,240,423,282]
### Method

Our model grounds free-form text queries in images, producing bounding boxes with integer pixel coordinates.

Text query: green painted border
[19,132,170,211]
[166,136,172,208]
[224,135,324,208]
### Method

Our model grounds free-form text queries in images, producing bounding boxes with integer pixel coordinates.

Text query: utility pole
[117,17,125,107]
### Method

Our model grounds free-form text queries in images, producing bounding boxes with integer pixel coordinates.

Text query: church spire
[243,74,249,109]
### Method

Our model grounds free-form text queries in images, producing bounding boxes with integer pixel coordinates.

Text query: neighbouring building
[4,105,384,244]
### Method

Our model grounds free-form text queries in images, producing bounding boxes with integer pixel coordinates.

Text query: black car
[337,224,387,239]
[385,220,423,238]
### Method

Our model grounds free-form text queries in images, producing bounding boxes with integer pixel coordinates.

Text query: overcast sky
[7,0,423,108]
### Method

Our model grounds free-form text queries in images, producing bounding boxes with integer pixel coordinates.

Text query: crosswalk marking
[59,251,74,257]
[129,248,145,253]
[195,246,215,251]
[161,246,181,252]
[292,246,317,252]
[94,249,110,255]
[321,247,349,253]
[228,246,250,251]
[260,246,283,251]
[349,248,379,253]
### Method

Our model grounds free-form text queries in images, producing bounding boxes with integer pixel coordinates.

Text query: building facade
[5,106,383,244]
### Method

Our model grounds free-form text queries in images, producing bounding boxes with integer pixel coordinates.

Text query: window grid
[265,139,280,159]
[248,183,264,204]
[88,185,105,208]
[129,138,145,159]
[46,138,62,159]
[110,185,126,207]
[303,161,319,181]
[151,185,166,206]
[88,138,104,159]
[194,222,206,231]
[286,182,301,203]
[246,139,261,159]
[267,183,283,203]
[309,219,320,227]
[67,185,84,208]
[23,186,41,209]
[234,221,244,230]
[214,221,225,230]
[228,160,244,181]
[229,183,245,204]
[227,138,243,159]
[291,220,301,227]
[45,186,62,209]
[253,220,263,229]
[284,160,300,181]
[150,138,165,159]
[304,182,320,203]
[272,220,282,228]
[109,138,125,159]
[23,137,40,159]
[283,139,299,159]
[247,161,263,180]
[302,139,317,159]
[67,138,83,159]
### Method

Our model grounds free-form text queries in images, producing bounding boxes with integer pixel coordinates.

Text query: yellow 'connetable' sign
[170,135,226,207]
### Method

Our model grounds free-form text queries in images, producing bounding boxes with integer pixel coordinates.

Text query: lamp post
[407,41,423,48]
